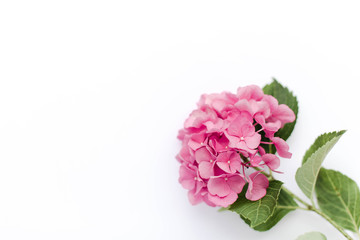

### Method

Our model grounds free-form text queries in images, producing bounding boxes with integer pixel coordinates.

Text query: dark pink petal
[271,137,292,158]
[207,191,238,208]
[207,177,231,197]
[227,175,246,193]
[246,172,269,201]
[262,154,280,170]
[198,161,214,179]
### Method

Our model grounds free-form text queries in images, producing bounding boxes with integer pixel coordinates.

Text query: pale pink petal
[237,85,264,101]
[246,172,269,201]
[188,189,203,205]
[227,115,249,136]
[207,191,238,207]
[249,100,271,119]
[176,146,195,164]
[177,129,186,141]
[244,133,261,149]
[179,165,196,190]
[271,137,292,158]
[263,95,279,112]
[272,104,296,124]
[262,154,280,170]
[234,99,253,115]
[207,177,230,197]
[241,121,255,137]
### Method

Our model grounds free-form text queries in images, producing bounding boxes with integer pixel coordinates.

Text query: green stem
[282,186,354,240]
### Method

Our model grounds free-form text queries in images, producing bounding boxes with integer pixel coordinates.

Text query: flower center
[240,137,245,141]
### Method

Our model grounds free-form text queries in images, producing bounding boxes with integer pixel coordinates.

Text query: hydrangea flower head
[177,85,295,208]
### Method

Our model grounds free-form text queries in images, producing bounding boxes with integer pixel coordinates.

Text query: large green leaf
[263,78,298,141]
[229,180,283,227]
[316,168,360,232]
[296,232,327,240]
[302,131,346,165]
[249,188,298,231]
[295,130,345,199]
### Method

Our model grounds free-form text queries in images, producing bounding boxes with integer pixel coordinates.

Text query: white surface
[0,1,360,239]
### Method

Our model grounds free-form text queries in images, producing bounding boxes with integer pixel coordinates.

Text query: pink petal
[246,172,269,201]
[258,146,266,156]
[198,161,214,179]
[207,177,230,197]
[271,137,292,158]
[207,191,238,207]
[194,147,213,163]
[227,175,246,193]
[209,134,230,153]
[229,160,242,173]
[250,155,262,167]
[262,154,280,170]
[216,162,232,173]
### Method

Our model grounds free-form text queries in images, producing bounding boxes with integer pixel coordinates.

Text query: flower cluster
[177,85,295,207]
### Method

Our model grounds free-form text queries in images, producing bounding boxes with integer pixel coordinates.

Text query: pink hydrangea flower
[177,85,295,207]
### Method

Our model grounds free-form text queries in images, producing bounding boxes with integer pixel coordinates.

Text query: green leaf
[295,130,345,199]
[228,180,283,227]
[302,131,346,165]
[296,232,327,240]
[251,188,298,231]
[316,168,360,232]
[263,78,298,141]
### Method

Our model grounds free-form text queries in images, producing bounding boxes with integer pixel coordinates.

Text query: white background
[0,1,360,239]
